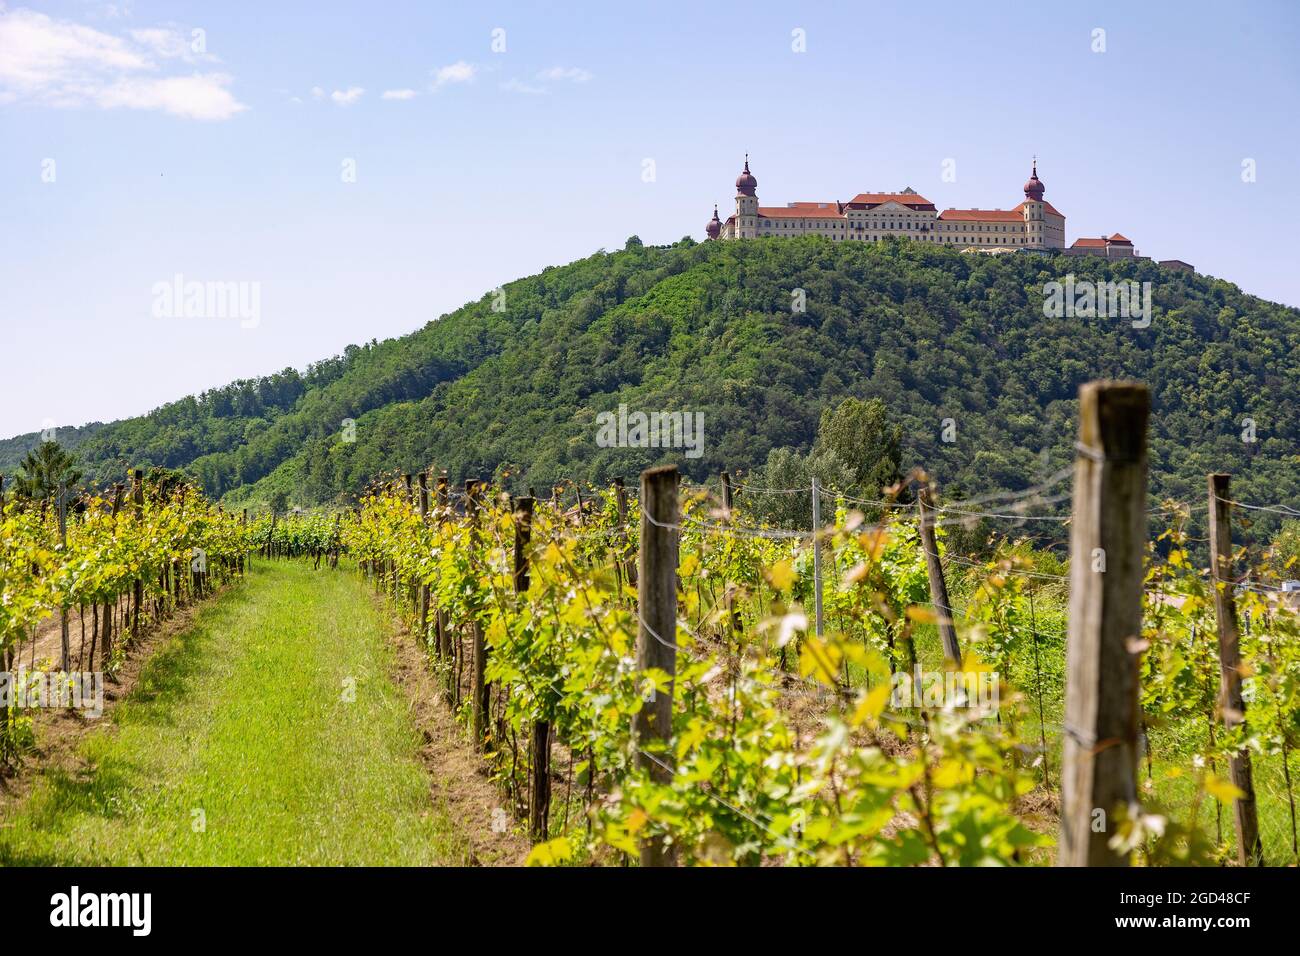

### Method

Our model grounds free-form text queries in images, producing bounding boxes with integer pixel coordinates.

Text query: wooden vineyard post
[328,512,339,569]
[513,497,534,594]
[811,476,825,639]
[720,471,741,637]
[1208,473,1264,866]
[132,469,145,639]
[916,484,963,665]
[512,496,551,840]
[417,472,431,645]
[58,483,70,671]
[102,483,125,668]
[634,464,679,866]
[614,477,636,589]
[435,472,451,668]
[575,483,587,527]
[404,472,416,605]
[1058,381,1149,867]
[467,480,490,749]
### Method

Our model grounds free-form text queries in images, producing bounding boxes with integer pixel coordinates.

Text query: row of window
[758,219,1029,234]
[750,229,1042,247]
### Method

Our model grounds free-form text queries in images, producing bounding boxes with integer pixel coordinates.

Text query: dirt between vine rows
[0,590,216,814]
[376,599,531,867]
[14,593,131,675]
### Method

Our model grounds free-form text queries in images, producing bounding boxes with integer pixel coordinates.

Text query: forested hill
[4,235,1298,530]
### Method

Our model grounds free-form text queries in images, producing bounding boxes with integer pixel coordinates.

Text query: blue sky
[2,0,1298,439]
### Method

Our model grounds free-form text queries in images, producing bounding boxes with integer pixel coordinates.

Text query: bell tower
[734,154,759,239]
[1022,158,1046,250]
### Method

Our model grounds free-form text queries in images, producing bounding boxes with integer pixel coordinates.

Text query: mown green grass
[0,560,466,865]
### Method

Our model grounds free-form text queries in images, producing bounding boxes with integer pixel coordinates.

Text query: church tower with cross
[733,154,759,239]
[1021,158,1047,250]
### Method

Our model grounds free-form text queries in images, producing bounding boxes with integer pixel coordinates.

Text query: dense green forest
[3,235,1297,543]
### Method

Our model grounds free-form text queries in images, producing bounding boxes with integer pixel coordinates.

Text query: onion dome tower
[734,154,759,238]
[1023,160,1046,201]
[705,204,722,240]
[735,155,758,196]
[1022,158,1047,249]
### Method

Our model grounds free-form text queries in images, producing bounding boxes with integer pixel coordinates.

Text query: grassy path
[0,561,467,865]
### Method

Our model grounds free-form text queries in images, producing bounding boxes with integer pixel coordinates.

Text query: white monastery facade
[706,156,1067,252]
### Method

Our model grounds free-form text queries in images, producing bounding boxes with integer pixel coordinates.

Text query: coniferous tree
[13,441,81,501]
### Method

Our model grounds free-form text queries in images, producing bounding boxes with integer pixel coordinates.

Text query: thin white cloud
[91,73,244,120]
[381,88,416,100]
[330,86,364,106]
[501,78,545,95]
[431,60,475,90]
[0,8,246,120]
[310,85,325,100]
[537,66,592,83]
[127,27,217,63]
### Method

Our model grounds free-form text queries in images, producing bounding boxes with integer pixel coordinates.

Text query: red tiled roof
[1071,234,1134,248]
[938,199,1066,222]
[939,208,1024,222]
[758,205,844,219]
[845,192,936,210]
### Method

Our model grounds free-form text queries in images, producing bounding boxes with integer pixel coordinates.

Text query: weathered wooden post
[417,472,431,644]
[719,471,741,637]
[811,476,825,639]
[613,477,636,588]
[467,480,490,748]
[58,482,70,671]
[102,483,125,667]
[328,511,339,569]
[402,474,414,610]
[131,469,145,638]
[634,464,679,866]
[916,484,963,665]
[510,496,551,840]
[1058,381,1148,867]
[435,471,451,666]
[1208,473,1264,866]
[513,497,534,594]
[575,483,587,527]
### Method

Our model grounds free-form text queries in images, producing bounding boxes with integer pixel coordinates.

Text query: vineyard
[333,382,1299,866]
[0,471,256,763]
[3,382,1299,867]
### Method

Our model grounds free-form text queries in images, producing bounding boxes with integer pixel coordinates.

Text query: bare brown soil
[0,591,217,813]
[374,595,531,866]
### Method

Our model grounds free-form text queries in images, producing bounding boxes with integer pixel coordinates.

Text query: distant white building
[706,156,1066,251]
